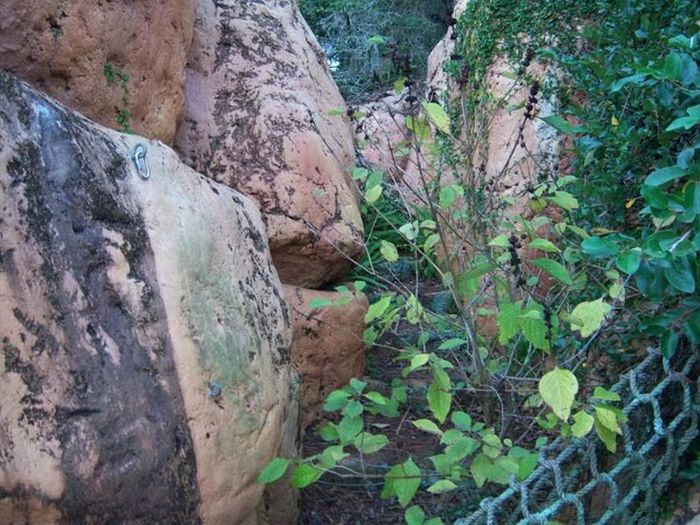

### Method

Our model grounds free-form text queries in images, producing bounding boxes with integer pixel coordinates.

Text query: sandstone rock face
[283,286,368,428]
[356,93,412,182]
[0,0,194,143]
[175,0,364,288]
[426,0,470,97]
[0,72,296,524]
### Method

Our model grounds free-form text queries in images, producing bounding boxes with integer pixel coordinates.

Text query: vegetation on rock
[263,0,700,522]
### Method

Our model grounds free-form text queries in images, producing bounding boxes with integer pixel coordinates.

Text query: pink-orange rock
[283,285,368,428]
[0,72,297,525]
[175,0,363,288]
[356,93,412,181]
[0,0,194,143]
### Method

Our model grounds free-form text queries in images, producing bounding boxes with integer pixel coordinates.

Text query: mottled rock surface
[175,0,363,288]
[283,286,368,428]
[0,0,194,143]
[0,72,296,525]
[356,93,412,182]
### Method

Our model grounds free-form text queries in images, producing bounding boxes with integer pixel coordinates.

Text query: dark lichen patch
[2,338,43,396]
[12,308,61,357]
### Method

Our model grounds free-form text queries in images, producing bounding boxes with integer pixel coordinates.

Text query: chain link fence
[456,348,700,525]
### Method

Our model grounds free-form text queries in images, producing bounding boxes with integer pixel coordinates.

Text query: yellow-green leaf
[291,463,324,488]
[539,367,578,420]
[532,258,572,285]
[257,457,291,483]
[412,419,443,436]
[569,298,611,337]
[427,480,457,494]
[571,411,594,438]
[421,102,450,134]
[365,184,383,203]
[595,406,622,435]
[380,240,399,262]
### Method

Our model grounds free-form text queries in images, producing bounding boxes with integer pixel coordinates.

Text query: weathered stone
[0,0,194,143]
[356,93,412,182]
[0,72,296,524]
[175,0,364,288]
[283,286,368,428]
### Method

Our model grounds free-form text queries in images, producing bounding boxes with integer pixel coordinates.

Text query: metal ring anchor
[207,381,222,399]
[131,143,151,180]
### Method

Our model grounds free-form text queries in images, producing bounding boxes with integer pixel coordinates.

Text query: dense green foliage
[264,0,700,522]
[300,0,450,101]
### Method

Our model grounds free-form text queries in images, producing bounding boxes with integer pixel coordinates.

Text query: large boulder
[0,72,297,524]
[283,286,368,428]
[0,0,194,143]
[175,0,364,288]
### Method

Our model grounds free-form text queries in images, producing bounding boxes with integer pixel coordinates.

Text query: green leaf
[338,415,363,443]
[392,458,422,507]
[489,234,510,248]
[595,406,621,435]
[365,295,393,323]
[319,423,338,441]
[404,353,430,376]
[439,186,456,208]
[425,518,444,525]
[350,378,367,393]
[319,445,348,468]
[569,299,612,337]
[661,330,679,359]
[353,432,389,454]
[365,184,383,203]
[412,419,443,436]
[530,238,560,253]
[399,222,419,241]
[323,390,350,412]
[664,51,683,81]
[427,480,457,494]
[518,305,549,351]
[380,240,399,262]
[309,297,334,309]
[665,258,695,293]
[498,302,522,345]
[539,367,579,420]
[470,453,491,487]
[424,233,440,252]
[594,418,617,453]
[343,400,363,417]
[291,463,324,488]
[405,506,426,525]
[570,411,594,438]
[451,411,472,430]
[540,115,575,135]
[367,35,385,45]
[445,437,480,461]
[427,381,451,423]
[257,457,291,483]
[394,77,407,95]
[364,391,388,406]
[582,237,620,258]
[438,338,467,350]
[422,102,450,134]
[593,387,621,402]
[547,191,579,211]
[667,104,700,131]
[645,166,687,187]
[616,250,641,275]
[532,258,572,285]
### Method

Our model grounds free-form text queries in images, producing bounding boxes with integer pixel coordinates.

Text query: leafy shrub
[300,0,450,101]
[262,0,700,522]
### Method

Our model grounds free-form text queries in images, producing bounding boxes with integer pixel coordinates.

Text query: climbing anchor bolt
[131,143,151,180]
